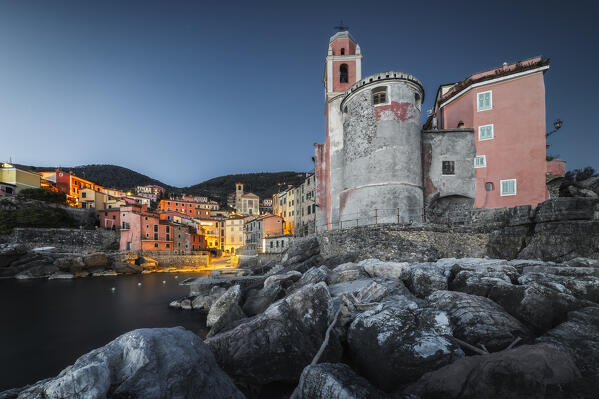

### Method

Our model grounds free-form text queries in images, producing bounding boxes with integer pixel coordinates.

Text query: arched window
[339,64,348,83]
[340,48,345,55]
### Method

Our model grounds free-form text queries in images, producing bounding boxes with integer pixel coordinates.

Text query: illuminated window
[372,87,387,105]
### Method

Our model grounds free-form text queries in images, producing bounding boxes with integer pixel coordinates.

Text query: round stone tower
[339,71,425,224]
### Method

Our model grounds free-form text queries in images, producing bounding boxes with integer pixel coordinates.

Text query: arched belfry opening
[341,48,345,55]
[339,64,348,83]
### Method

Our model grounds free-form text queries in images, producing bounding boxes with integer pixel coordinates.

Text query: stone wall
[308,198,599,263]
[7,228,119,252]
[141,252,210,268]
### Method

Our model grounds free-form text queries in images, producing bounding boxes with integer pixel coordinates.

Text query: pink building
[431,57,560,209]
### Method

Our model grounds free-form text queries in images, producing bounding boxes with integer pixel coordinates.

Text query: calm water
[0,272,210,391]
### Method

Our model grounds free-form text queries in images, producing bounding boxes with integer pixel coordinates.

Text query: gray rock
[408,264,448,298]
[347,296,463,391]
[192,286,227,310]
[242,281,284,316]
[180,298,192,310]
[518,272,599,303]
[9,327,244,399]
[54,256,85,272]
[205,282,342,384]
[534,197,599,223]
[15,263,58,279]
[186,275,266,296]
[298,363,389,399]
[207,285,242,327]
[0,243,27,267]
[360,258,410,279]
[288,265,330,292]
[328,279,374,297]
[563,257,599,268]
[426,290,532,352]
[207,303,246,338]
[263,270,302,288]
[48,272,74,280]
[537,307,599,377]
[404,344,580,399]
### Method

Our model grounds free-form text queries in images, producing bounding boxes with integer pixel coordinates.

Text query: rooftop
[329,30,356,43]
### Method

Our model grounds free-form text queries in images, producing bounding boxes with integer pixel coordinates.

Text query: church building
[314,31,564,232]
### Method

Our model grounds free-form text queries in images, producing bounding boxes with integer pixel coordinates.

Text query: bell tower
[324,31,362,96]
[315,30,363,231]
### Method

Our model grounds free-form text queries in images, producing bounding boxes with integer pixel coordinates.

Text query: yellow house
[79,188,108,209]
[0,163,41,193]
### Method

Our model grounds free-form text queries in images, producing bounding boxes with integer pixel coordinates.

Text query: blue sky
[0,0,596,186]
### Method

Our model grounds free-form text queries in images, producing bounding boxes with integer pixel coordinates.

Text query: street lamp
[546,119,563,138]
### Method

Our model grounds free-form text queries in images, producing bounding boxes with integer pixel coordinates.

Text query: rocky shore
[4,233,598,399]
[0,244,158,279]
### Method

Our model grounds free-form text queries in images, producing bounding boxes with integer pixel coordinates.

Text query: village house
[54,170,103,207]
[223,214,246,254]
[244,214,284,254]
[273,186,295,235]
[263,234,293,254]
[98,209,121,230]
[294,173,316,236]
[0,163,41,193]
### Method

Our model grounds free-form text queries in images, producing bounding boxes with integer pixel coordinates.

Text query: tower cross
[334,20,349,31]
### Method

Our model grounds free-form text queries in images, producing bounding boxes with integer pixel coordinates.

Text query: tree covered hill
[16,164,308,203]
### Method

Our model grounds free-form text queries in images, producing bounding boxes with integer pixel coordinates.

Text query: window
[154,225,158,232]
[477,90,492,111]
[478,124,494,141]
[154,243,158,248]
[442,161,455,175]
[474,155,487,168]
[154,233,158,240]
[415,93,421,110]
[270,241,274,248]
[166,244,170,248]
[281,241,285,248]
[372,87,387,105]
[81,192,86,198]
[501,179,517,196]
[485,182,494,191]
[340,48,345,55]
[339,64,348,83]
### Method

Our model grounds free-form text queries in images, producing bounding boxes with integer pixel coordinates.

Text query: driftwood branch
[289,304,343,399]
[454,338,488,355]
[506,336,522,350]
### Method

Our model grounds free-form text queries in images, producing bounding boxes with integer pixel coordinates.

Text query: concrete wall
[339,76,424,224]
[422,129,476,206]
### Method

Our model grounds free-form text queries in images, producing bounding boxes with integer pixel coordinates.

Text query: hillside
[17,164,308,203]
[18,164,173,192]
[180,172,309,202]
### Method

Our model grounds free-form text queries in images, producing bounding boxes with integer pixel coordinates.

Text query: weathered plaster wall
[422,129,476,205]
[328,95,345,228]
[340,78,424,224]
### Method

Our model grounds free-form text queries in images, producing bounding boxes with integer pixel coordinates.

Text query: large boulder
[192,286,227,310]
[205,282,342,384]
[407,264,448,297]
[288,265,330,293]
[403,344,580,399]
[359,258,410,279]
[518,272,599,303]
[534,197,599,223]
[263,270,301,288]
[0,244,27,267]
[426,290,532,352]
[206,285,242,327]
[298,363,388,399]
[347,295,463,391]
[242,281,284,316]
[9,327,244,399]
[54,256,86,273]
[537,307,599,377]
[14,262,59,279]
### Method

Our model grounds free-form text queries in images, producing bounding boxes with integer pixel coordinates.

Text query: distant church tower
[315,31,362,230]
[235,183,244,210]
